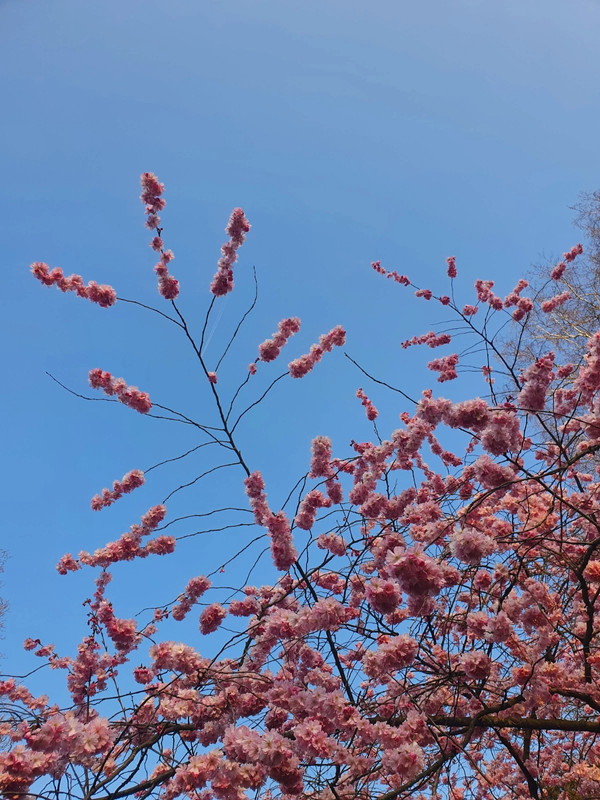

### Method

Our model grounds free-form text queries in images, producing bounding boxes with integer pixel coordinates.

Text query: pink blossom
[563,242,583,262]
[266,512,297,570]
[140,174,180,300]
[446,255,457,278]
[541,291,571,313]
[207,371,217,384]
[356,388,378,420]
[551,260,567,280]
[462,304,478,316]
[460,650,492,680]
[316,532,347,556]
[449,526,496,564]
[88,369,152,413]
[362,634,418,679]
[243,472,297,569]
[289,325,346,378]
[517,352,555,413]
[385,548,445,597]
[90,469,145,511]
[415,288,432,300]
[381,742,425,783]
[372,261,410,285]
[574,332,600,403]
[258,317,301,362]
[309,435,333,477]
[31,263,117,307]
[427,353,459,382]
[512,296,533,321]
[210,208,251,296]
[365,578,402,614]
[199,603,227,635]
[503,279,529,308]
[294,489,331,530]
[480,409,522,455]
[401,331,452,349]
[471,454,515,488]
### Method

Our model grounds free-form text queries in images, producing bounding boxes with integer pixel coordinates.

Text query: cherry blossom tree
[5,174,600,800]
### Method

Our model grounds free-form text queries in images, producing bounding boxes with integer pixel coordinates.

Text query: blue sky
[3,0,600,689]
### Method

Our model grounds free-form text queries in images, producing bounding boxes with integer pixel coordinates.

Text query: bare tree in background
[512,190,600,365]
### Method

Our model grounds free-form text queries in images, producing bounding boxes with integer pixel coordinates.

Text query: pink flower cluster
[90,469,145,511]
[210,208,251,296]
[244,471,297,570]
[517,352,555,413]
[401,331,452,349]
[57,504,171,573]
[207,371,218,384]
[172,575,212,621]
[371,260,410,285]
[356,388,378,421]
[446,256,457,278]
[199,603,227,635]
[474,279,503,310]
[294,489,331,530]
[362,634,418,679]
[564,242,583,262]
[427,353,459,382]
[315,532,347,556]
[288,325,346,379]
[385,547,445,597]
[460,649,492,680]
[140,173,179,300]
[541,291,571,313]
[258,317,301,362]
[574,332,600,404]
[309,435,343,503]
[140,171,166,229]
[503,278,529,309]
[365,577,402,615]
[449,526,496,565]
[88,368,152,413]
[31,262,117,307]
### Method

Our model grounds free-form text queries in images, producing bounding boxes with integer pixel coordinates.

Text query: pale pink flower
[517,352,555,413]
[258,317,301,362]
[288,326,346,379]
[316,532,347,556]
[88,369,152,413]
[294,489,331,530]
[90,469,145,511]
[199,603,227,635]
[401,331,452,349]
[446,255,457,278]
[381,742,425,783]
[551,260,567,280]
[385,547,445,597]
[427,353,459,382]
[563,243,583,262]
[309,436,333,477]
[207,371,217,384]
[210,208,251,296]
[449,526,496,565]
[31,263,117,307]
[541,291,571,313]
[365,578,402,614]
[460,650,492,680]
[356,388,378,420]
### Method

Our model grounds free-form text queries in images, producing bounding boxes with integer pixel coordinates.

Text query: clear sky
[2,0,600,690]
